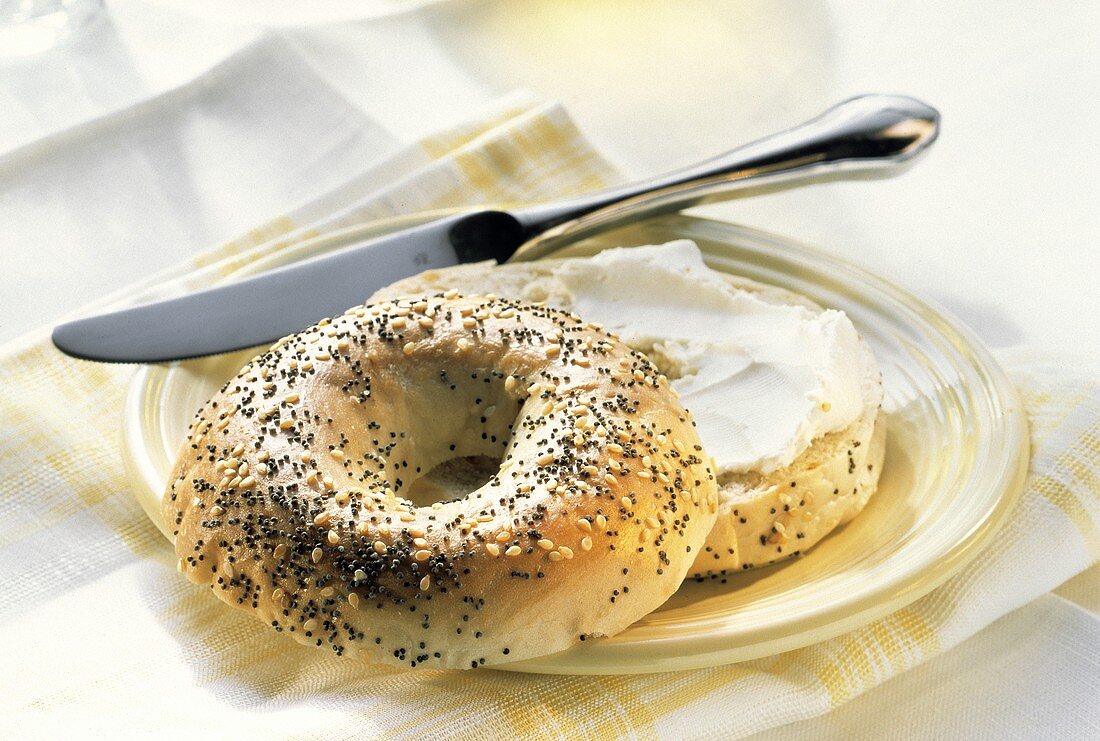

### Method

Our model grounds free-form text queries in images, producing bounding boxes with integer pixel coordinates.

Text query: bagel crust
[164,293,718,669]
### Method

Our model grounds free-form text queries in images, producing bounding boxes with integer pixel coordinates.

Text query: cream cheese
[537,241,878,475]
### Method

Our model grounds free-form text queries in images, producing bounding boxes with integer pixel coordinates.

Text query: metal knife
[51,94,939,363]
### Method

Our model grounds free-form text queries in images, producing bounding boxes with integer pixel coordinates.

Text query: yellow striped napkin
[1,98,1097,739]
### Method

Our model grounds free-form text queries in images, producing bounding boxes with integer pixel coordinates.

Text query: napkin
[1,37,1098,739]
[0,34,399,343]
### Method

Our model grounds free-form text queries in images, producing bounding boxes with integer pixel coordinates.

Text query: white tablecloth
[2,1,1097,737]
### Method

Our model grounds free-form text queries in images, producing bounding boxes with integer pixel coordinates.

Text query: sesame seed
[314,512,330,527]
[415,549,431,561]
[311,547,323,564]
[558,547,574,560]
[348,592,360,608]
[420,576,431,591]
[537,539,554,550]
[620,496,632,510]
[327,530,340,545]
[505,545,522,557]
[403,342,415,355]
[485,543,501,557]
[548,551,563,562]
[580,536,593,551]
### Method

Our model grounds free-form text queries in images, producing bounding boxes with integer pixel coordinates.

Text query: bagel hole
[405,455,501,508]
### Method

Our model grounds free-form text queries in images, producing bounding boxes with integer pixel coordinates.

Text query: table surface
[2,1,1097,736]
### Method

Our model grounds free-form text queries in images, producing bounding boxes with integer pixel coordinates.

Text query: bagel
[696,400,885,575]
[664,274,885,575]
[370,241,885,579]
[164,293,719,669]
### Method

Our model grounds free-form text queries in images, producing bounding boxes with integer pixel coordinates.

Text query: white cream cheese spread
[532,240,879,475]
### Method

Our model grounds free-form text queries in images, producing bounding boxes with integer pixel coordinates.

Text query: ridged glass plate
[122,213,1028,675]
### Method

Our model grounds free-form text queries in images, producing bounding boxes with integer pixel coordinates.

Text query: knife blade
[51,95,940,364]
[51,210,525,363]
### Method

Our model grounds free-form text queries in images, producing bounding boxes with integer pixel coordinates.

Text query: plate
[123,213,1028,674]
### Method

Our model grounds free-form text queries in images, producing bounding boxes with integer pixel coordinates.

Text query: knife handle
[510,94,939,245]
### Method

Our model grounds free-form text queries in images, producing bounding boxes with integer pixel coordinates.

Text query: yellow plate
[122,213,1028,674]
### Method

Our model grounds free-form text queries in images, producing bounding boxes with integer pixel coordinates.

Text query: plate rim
[122,213,1029,674]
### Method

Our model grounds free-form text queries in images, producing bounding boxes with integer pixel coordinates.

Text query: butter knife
[51,94,939,363]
